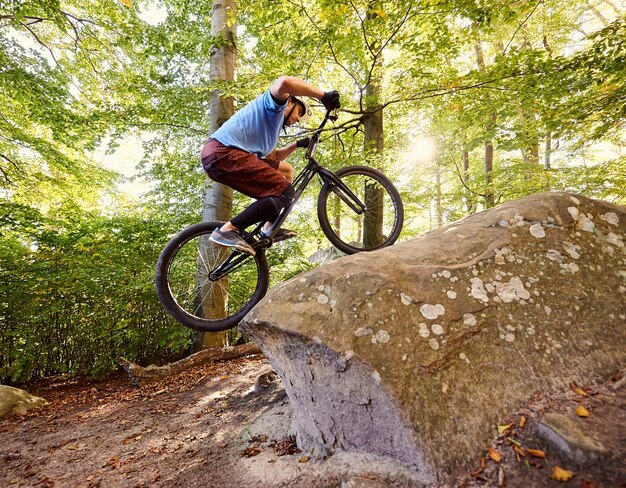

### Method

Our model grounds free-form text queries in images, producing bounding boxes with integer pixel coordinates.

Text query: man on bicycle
[201,76,340,255]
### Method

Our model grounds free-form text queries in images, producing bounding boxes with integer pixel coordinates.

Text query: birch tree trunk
[194,0,237,351]
[544,131,552,170]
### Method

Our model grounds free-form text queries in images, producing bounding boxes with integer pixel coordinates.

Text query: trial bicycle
[155,110,404,331]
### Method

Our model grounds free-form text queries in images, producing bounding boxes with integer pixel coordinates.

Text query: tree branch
[503,0,544,56]
[19,21,59,65]
[349,0,374,57]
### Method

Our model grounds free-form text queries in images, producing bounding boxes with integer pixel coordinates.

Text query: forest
[1,0,625,383]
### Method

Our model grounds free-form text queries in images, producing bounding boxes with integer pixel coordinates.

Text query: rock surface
[240,192,626,482]
[0,385,47,419]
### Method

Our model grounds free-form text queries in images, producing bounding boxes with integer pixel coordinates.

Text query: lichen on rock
[240,192,626,482]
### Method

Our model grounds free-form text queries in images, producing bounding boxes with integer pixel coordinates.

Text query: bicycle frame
[208,110,367,281]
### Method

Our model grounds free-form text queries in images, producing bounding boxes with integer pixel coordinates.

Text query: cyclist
[201,76,340,255]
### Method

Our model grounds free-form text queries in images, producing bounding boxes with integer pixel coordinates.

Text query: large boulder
[240,192,626,482]
[0,385,47,419]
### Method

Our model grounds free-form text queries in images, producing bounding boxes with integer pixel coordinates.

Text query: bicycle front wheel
[317,166,404,254]
[155,222,269,332]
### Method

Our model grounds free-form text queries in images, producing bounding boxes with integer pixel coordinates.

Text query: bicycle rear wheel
[317,166,404,254]
[155,222,269,332]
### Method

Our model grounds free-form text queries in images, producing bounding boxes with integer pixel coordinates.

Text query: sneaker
[209,228,256,256]
[262,228,298,243]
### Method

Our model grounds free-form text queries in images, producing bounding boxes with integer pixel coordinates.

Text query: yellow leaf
[576,405,590,417]
[551,466,574,481]
[526,448,545,458]
[570,382,589,396]
[299,456,310,463]
[519,416,527,428]
[374,8,387,19]
[498,424,512,434]
[488,448,502,463]
[120,0,132,6]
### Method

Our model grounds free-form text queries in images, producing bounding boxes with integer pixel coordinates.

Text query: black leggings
[231,184,295,231]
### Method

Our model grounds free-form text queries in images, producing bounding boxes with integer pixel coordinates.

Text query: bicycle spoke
[318,166,403,254]
[166,234,261,322]
[328,176,394,247]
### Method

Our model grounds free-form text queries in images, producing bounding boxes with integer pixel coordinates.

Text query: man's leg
[203,147,295,254]
[276,161,294,182]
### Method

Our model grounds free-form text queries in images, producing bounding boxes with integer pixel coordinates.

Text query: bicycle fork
[317,167,367,215]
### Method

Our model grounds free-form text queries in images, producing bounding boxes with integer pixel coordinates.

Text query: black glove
[296,137,310,148]
[321,90,340,111]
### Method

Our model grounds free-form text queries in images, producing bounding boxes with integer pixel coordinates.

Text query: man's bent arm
[270,76,324,104]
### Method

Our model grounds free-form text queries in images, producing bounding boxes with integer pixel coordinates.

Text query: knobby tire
[155,221,269,331]
[317,166,404,254]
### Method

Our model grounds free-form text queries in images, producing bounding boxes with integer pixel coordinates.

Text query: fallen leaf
[507,437,522,447]
[581,480,598,488]
[269,437,300,456]
[519,415,527,428]
[87,475,95,481]
[570,382,589,396]
[488,448,502,463]
[9,478,21,485]
[576,405,590,417]
[241,446,262,457]
[65,444,79,451]
[513,446,527,458]
[551,466,574,481]
[299,456,310,463]
[498,424,512,434]
[526,448,546,458]
[471,455,487,476]
[108,456,121,469]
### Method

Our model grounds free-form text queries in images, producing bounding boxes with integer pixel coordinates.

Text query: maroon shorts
[200,138,289,199]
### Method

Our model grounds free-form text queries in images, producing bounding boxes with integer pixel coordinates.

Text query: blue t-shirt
[211,90,287,158]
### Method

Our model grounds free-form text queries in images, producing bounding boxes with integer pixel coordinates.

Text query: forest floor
[1,354,624,488]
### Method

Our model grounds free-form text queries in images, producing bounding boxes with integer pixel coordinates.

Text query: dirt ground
[1,355,625,487]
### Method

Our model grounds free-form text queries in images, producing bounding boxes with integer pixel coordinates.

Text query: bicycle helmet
[290,96,312,121]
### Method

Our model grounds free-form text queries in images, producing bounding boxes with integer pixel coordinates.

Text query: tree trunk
[519,35,539,166]
[474,39,496,208]
[462,144,475,213]
[118,343,261,386]
[434,161,443,228]
[362,2,385,248]
[195,0,237,351]
[544,131,552,170]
